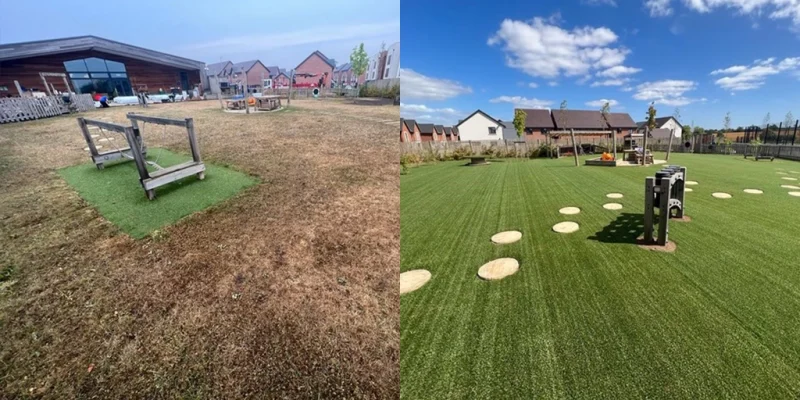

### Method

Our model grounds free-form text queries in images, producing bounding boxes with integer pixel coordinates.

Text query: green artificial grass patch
[59,149,257,239]
[401,153,800,399]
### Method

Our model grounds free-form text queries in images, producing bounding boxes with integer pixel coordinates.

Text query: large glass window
[63,57,132,97]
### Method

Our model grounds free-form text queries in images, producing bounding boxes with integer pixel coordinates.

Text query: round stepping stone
[559,207,581,215]
[777,172,788,175]
[83,146,102,151]
[712,192,732,199]
[790,171,800,174]
[685,181,699,185]
[685,188,694,192]
[90,134,99,138]
[98,137,114,142]
[790,192,800,197]
[400,270,432,294]
[743,189,763,194]
[477,258,520,281]
[552,221,580,233]
[781,185,800,189]
[606,193,623,199]
[603,203,623,210]
[491,231,522,244]
[782,177,798,181]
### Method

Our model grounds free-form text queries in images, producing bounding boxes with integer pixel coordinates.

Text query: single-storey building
[636,116,683,138]
[513,108,555,141]
[0,35,205,97]
[294,50,335,88]
[455,109,505,141]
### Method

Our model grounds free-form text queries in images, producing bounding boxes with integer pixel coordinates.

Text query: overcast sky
[0,0,399,69]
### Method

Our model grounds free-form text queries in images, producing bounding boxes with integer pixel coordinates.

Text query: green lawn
[59,149,257,239]
[400,153,800,399]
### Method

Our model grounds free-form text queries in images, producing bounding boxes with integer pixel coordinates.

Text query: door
[180,71,189,90]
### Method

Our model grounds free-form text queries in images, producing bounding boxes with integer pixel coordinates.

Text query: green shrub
[452,146,473,160]
[358,83,400,99]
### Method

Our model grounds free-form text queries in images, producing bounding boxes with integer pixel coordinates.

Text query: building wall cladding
[245,62,271,87]
[295,54,333,87]
[0,50,201,94]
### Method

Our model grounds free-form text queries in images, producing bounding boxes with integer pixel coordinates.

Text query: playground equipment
[78,117,146,170]
[743,144,774,161]
[643,165,687,246]
[76,113,205,200]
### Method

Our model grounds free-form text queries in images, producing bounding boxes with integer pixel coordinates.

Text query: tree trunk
[570,129,579,166]
[666,128,674,160]
[612,131,617,161]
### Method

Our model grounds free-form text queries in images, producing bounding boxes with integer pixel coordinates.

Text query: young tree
[600,102,615,161]
[513,109,527,140]
[349,44,369,99]
[667,107,680,160]
[784,112,794,143]
[560,100,579,166]
[762,112,771,142]
[718,111,731,143]
[643,102,657,165]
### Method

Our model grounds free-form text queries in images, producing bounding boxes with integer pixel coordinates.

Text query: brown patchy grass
[0,100,399,399]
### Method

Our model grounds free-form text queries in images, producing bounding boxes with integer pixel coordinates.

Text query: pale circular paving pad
[789,192,800,197]
[90,134,99,138]
[98,137,115,142]
[83,146,103,151]
[491,231,522,244]
[552,221,580,233]
[559,207,581,215]
[743,189,763,194]
[477,258,520,281]
[685,181,699,185]
[781,185,800,189]
[782,177,798,181]
[712,192,732,199]
[603,203,623,210]
[790,171,800,174]
[685,188,694,192]
[400,270,432,294]
[606,193,623,199]
[777,172,788,175]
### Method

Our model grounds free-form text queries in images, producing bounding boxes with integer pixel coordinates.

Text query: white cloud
[548,81,559,87]
[400,103,461,125]
[646,0,800,27]
[583,0,618,6]
[528,82,539,88]
[711,57,800,91]
[400,69,473,100]
[621,86,634,92]
[487,17,637,79]
[597,65,642,77]
[591,78,630,86]
[645,0,673,16]
[633,80,701,106]
[586,99,620,107]
[489,96,553,109]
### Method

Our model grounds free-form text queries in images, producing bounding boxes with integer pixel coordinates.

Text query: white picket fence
[0,94,94,124]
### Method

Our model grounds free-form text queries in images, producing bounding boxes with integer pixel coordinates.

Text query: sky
[0,0,399,71]
[400,0,800,129]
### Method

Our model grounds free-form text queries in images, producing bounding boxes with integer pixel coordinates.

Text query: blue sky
[0,0,399,71]
[400,0,800,129]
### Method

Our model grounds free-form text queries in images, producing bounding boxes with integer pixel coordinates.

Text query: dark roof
[434,125,444,133]
[334,63,351,72]
[552,110,607,130]
[517,108,555,129]
[265,65,280,77]
[455,109,502,128]
[0,35,204,70]
[649,128,674,139]
[206,61,232,76]
[606,112,638,129]
[418,123,434,134]
[444,127,453,135]
[452,126,459,135]
[296,50,336,69]
[231,60,262,73]
[402,119,418,131]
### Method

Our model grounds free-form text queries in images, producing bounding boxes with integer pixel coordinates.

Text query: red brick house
[418,123,436,142]
[401,119,421,142]
[230,60,271,93]
[516,108,555,142]
[434,125,446,142]
[294,50,335,87]
[452,126,459,141]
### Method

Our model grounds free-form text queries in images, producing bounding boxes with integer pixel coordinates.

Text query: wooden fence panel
[0,93,94,124]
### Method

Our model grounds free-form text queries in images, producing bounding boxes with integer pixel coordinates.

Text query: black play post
[793,120,798,146]
[776,122,782,144]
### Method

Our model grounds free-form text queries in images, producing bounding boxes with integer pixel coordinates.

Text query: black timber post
[776,122,782,144]
[793,120,798,146]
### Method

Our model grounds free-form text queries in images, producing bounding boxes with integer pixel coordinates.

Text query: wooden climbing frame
[77,117,146,170]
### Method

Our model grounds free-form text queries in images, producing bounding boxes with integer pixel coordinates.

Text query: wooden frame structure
[643,165,687,246]
[125,113,205,200]
[78,117,146,170]
[39,72,72,96]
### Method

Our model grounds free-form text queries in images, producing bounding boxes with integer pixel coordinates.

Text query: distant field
[401,153,800,399]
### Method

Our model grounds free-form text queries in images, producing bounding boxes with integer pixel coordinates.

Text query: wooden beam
[83,119,129,133]
[126,113,188,127]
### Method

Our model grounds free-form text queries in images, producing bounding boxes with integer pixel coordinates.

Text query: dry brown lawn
[0,99,399,399]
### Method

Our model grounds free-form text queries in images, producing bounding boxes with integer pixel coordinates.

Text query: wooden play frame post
[78,117,146,170]
[125,113,205,200]
[643,165,687,246]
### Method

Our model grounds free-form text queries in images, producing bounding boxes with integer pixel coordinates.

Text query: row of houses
[401,119,460,142]
[400,108,685,144]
